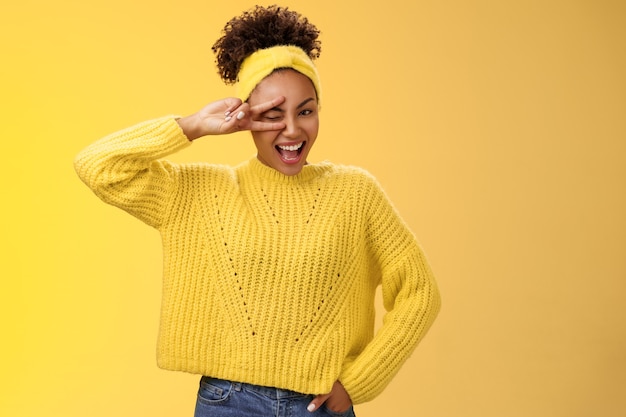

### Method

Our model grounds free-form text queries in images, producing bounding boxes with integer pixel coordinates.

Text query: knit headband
[236,45,321,104]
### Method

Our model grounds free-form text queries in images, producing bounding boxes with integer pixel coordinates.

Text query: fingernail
[225,116,232,122]
[224,111,231,117]
[307,403,315,412]
[236,111,245,120]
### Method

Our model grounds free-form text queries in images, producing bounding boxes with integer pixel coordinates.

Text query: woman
[75,5,440,417]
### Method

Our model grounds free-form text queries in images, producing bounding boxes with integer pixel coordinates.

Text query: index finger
[307,393,330,412]
[250,96,286,115]
[249,120,286,132]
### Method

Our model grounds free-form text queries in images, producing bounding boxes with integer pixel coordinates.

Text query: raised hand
[177,96,286,141]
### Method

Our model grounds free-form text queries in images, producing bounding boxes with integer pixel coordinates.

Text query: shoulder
[321,162,383,191]
[319,161,375,180]
[315,163,390,211]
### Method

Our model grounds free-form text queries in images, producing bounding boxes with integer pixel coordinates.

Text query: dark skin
[308,380,352,413]
[176,96,286,140]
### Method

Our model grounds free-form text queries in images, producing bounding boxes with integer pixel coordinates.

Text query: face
[248,69,319,176]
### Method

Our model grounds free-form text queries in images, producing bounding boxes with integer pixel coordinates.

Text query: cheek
[252,131,275,150]
[306,118,320,138]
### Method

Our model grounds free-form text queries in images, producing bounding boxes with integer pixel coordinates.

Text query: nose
[281,115,300,138]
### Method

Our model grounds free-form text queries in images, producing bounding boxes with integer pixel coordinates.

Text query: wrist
[176,115,203,141]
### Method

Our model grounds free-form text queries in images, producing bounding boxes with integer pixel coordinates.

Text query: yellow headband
[236,45,321,104]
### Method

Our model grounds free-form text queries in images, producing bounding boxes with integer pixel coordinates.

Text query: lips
[276,141,305,163]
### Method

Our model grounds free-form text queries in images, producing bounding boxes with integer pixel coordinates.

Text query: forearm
[74,116,190,225]
[340,257,441,403]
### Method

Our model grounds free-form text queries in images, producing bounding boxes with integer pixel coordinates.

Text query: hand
[177,96,286,140]
[307,381,353,414]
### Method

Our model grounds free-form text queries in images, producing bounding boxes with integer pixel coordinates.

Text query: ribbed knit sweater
[74,116,440,404]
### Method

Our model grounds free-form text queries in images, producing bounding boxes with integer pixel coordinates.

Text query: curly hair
[212,5,322,84]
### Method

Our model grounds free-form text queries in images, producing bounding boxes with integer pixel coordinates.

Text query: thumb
[307,393,330,413]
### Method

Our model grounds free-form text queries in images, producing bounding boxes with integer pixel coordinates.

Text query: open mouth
[276,141,305,162]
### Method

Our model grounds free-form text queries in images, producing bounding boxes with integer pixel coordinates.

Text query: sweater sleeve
[339,172,441,404]
[74,116,191,228]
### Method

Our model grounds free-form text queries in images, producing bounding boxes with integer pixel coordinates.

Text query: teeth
[278,142,304,152]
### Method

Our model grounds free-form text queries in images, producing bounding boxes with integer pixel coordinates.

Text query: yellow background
[2,0,625,416]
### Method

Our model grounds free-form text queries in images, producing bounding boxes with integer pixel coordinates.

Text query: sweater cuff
[339,364,369,405]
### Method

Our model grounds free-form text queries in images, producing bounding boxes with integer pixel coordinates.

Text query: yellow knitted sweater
[74,116,440,404]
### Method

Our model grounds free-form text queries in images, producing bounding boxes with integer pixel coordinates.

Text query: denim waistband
[203,376,310,400]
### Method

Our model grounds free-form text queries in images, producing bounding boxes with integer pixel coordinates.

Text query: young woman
[75,5,440,417]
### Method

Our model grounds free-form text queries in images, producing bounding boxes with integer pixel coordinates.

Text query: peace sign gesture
[177,96,286,141]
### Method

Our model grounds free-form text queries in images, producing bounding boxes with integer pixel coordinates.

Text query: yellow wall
[2,1,625,416]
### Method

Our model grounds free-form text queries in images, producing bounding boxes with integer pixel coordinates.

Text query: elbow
[74,152,103,191]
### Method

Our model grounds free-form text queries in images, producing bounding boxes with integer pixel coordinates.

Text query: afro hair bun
[212,5,321,84]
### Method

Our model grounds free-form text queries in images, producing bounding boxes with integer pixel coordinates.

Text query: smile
[277,142,304,152]
[276,142,305,163]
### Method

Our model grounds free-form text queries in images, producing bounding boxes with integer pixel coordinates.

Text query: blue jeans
[194,376,356,417]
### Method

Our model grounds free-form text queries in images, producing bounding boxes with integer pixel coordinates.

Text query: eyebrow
[267,97,315,112]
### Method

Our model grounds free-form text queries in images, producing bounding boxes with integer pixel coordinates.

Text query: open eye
[299,108,315,117]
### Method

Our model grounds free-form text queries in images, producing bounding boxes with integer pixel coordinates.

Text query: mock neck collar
[240,157,332,184]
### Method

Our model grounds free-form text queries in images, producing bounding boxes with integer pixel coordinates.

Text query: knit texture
[236,45,321,103]
[74,116,440,404]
